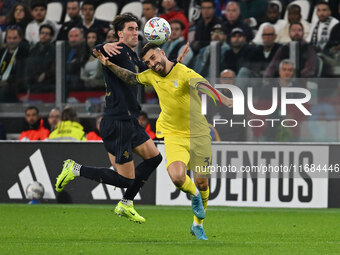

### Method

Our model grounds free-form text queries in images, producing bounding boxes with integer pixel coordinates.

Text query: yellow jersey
[137,62,210,138]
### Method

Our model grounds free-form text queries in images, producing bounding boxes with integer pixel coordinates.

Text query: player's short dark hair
[39,24,54,36]
[140,43,160,59]
[25,106,39,115]
[201,0,215,8]
[289,21,304,32]
[31,0,47,10]
[112,13,139,39]
[169,19,185,30]
[142,0,158,9]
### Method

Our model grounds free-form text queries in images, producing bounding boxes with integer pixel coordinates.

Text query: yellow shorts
[164,135,212,175]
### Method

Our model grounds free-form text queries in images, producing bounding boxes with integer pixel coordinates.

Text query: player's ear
[117,30,123,39]
[160,49,165,56]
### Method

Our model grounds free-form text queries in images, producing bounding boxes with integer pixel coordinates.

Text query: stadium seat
[64,14,70,22]
[120,2,143,19]
[94,2,118,22]
[46,2,63,23]
[188,0,201,23]
[284,0,310,21]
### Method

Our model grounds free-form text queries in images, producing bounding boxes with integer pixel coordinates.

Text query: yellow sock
[194,187,209,224]
[178,175,197,196]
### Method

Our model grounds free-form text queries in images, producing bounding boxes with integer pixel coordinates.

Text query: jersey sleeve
[136,69,153,87]
[186,68,209,89]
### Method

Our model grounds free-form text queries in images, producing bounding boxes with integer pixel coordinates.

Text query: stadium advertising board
[156,144,329,208]
[0,142,155,204]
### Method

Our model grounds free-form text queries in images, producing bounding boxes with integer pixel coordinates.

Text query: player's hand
[103,42,123,57]
[93,49,109,65]
[177,42,190,63]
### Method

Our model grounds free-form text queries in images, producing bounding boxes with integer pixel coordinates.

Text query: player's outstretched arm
[93,49,139,86]
[197,82,233,108]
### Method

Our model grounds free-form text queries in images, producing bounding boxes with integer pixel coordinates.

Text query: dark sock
[80,165,133,188]
[124,153,162,200]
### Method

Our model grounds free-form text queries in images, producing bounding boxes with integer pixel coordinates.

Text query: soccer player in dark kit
[55,14,162,223]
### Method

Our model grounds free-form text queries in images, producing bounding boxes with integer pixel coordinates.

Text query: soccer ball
[26,181,45,200]
[144,17,171,45]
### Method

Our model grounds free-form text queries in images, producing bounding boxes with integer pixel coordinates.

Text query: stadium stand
[120,1,143,19]
[0,0,339,142]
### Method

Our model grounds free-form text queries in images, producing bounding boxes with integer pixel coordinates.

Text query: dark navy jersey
[95,43,147,120]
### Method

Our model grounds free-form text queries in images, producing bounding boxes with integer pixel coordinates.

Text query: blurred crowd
[0,0,340,142]
[0,0,339,104]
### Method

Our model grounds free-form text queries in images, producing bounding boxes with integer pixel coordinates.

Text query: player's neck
[162,61,174,76]
[119,39,135,51]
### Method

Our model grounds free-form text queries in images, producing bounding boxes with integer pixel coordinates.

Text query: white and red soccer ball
[144,17,171,45]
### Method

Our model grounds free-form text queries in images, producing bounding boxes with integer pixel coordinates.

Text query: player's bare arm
[197,82,233,108]
[93,49,139,86]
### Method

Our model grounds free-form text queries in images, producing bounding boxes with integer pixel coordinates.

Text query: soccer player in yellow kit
[93,43,232,240]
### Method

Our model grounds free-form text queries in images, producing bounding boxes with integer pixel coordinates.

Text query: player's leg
[165,136,205,219]
[167,161,205,220]
[55,153,135,192]
[122,139,161,203]
[189,135,212,240]
[56,118,136,192]
[115,138,162,223]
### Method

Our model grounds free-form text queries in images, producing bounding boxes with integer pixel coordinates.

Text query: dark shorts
[100,117,150,164]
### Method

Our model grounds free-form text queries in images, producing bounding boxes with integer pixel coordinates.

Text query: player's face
[119,21,139,48]
[143,49,167,74]
[26,109,39,126]
[316,4,331,22]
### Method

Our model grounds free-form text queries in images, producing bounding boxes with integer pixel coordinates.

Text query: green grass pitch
[0,204,339,255]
